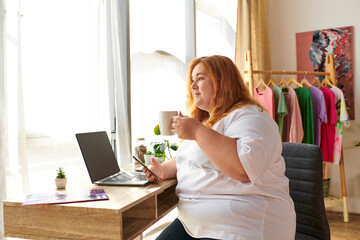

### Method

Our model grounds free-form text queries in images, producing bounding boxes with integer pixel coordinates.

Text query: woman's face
[191,63,214,112]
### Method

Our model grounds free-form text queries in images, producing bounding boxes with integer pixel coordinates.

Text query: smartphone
[132,155,159,179]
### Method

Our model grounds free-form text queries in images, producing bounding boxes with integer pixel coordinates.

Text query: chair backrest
[282,142,330,240]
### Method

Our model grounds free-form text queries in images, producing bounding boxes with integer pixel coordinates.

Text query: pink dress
[254,87,275,119]
[282,88,303,143]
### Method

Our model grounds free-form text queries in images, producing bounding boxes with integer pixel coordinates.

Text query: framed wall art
[296,26,354,120]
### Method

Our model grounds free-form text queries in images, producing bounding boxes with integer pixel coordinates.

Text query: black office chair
[282,142,330,240]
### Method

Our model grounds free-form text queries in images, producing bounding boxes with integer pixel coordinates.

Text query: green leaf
[170,143,178,151]
[158,143,167,152]
[149,139,178,161]
[56,167,66,178]
[155,152,164,157]
[151,141,167,154]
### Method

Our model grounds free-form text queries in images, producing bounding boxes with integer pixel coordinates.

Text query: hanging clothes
[282,87,303,143]
[253,87,275,119]
[331,85,350,164]
[309,86,327,147]
[320,87,337,163]
[294,86,314,144]
[271,85,288,138]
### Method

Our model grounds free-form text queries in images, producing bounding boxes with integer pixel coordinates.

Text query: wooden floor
[327,211,360,240]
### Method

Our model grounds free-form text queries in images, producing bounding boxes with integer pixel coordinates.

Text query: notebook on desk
[76,131,148,186]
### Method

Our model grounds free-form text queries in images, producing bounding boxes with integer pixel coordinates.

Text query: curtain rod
[243,70,329,76]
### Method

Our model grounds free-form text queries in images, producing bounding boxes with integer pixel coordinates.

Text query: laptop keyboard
[103,173,131,183]
[134,174,147,181]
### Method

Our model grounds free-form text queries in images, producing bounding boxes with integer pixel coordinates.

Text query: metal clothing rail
[242,50,349,223]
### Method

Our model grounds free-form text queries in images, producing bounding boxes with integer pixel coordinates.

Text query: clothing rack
[243,50,349,222]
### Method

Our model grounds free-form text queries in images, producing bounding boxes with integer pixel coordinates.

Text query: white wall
[268,0,360,214]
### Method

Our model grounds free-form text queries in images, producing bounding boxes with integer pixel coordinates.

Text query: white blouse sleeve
[221,107,282,184]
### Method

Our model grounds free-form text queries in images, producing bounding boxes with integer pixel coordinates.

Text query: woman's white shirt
[175,105,296,240]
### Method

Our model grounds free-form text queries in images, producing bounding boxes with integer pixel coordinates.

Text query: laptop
[76,131,149,186]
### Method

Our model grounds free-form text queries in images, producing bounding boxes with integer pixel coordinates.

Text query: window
[6,0,238,192]
[130,0,237,154]
[129,0,189,150]
[196,0,237,60]
[19,0,109,191]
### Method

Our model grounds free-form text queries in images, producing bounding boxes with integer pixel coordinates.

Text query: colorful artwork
[296,26,354,120]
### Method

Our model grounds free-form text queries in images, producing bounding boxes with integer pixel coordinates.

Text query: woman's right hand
[142,158,165,183]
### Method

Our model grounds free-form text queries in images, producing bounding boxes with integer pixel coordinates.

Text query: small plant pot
[144,154,155,165]
[55,178,67,189]
[154,156,165,164]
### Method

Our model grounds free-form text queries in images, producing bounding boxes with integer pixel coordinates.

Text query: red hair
[185,55,262,127]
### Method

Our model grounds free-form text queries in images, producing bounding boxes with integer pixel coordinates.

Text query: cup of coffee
[159,111,178,136]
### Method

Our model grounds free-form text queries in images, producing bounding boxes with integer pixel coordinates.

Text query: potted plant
[150,139,178,162]
[144,151,155,165]
[55,167,67,189]
[154,152,165,163]
[150,124,178,163]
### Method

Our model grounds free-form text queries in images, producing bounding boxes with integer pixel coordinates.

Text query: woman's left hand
[172,112,202,140]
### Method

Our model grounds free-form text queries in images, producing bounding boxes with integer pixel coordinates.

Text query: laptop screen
[76,131,120,183]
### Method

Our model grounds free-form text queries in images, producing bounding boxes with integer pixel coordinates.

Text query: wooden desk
[3,166,178,240]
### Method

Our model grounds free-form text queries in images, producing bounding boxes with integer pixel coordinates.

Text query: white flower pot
[154,156,165,163]
[55,178,67,189]
[144,154,155,165]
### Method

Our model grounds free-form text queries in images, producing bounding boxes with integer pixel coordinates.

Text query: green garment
[271,85,288,138]
[294,87,314,144]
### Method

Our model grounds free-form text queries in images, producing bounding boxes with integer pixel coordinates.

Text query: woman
[144,55,296,240]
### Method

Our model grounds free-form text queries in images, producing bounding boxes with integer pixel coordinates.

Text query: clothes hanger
[321,76,333,88]
[256,78,268,90]
[311,77,322,88]
[277,71,289,89]
[278,77,289,88]
[300,72,312,88]
[287,77,303,88]
[267,71,276,87]
[278,78,289,94]
[267,78,276,87]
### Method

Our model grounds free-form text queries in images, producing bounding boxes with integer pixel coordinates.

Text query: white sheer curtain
[1,1,29,238]
[0,1,132,237]
[1,3,111,238]
[108,0,132,166]
[20,0,110,191]
[0,2,6,238]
